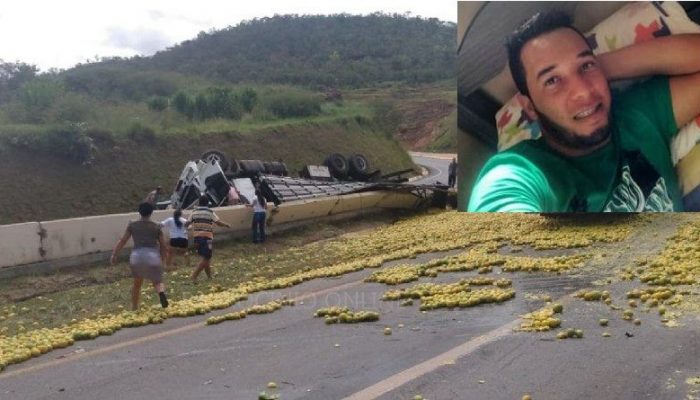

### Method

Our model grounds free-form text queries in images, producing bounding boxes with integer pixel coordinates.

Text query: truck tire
[201,150,229,172]
[265,161,288,176]
[324,153,348,179]
[239,160,266,176]
[348,154,370,179]
[263,161,273,175]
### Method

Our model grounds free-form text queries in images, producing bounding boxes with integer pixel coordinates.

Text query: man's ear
[516,93,538,121]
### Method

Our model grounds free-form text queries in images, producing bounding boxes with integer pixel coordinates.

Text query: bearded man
[468,11,700,212]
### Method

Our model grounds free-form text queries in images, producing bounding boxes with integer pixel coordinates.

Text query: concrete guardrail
[0,191,421,277]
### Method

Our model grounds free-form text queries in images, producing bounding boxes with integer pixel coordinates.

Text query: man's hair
[199,195,209,206]
[506,10,589,96]
[174,209,183,228]
[138,202,154,217]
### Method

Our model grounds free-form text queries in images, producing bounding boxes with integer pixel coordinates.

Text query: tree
[18,77,64,122]
[240,88,258,112]
[172,91,193,119]
[193,93,209,120]
[0,60,38,103]
[147,96,168,112]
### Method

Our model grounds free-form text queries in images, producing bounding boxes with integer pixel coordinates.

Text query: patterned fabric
[188,206,220,239]
[496,97,541,151]
[496,1,700,177]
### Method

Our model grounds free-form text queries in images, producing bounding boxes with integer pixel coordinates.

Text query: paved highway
[2,215,699,399]
[409,152,455,187]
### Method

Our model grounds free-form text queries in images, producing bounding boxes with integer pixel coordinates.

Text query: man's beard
[536,108,610,152]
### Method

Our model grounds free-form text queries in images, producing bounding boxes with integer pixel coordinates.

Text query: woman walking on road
[247,189,267,243]
[160,209,190,268]
[110,202,169,310]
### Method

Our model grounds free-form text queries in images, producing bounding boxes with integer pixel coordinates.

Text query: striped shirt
[188,207,220,239]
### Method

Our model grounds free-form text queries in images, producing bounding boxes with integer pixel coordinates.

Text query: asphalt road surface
[2,215,700,400]
[409,152,455,187]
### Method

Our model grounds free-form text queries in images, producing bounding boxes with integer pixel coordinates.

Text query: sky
[0,0,457,72]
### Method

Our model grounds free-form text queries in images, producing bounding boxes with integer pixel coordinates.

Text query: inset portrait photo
[457,1,700,212]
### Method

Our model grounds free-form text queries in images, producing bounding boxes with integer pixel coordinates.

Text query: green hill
[82,13,455,89]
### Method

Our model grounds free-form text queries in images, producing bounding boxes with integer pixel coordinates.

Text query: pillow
[496,1,700,156]
[496,96,540,151]
[586,1,700,53]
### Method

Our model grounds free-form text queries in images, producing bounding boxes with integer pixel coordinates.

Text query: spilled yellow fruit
[314,307,379,324]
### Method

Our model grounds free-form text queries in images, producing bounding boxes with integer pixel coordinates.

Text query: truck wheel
[201,150,229,172]
[324,153,348,179]
[348,154,370,176]
[265,161,288,176]
[239,160,266,176]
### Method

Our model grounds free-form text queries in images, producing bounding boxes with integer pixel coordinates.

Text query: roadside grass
[158,100,373,137]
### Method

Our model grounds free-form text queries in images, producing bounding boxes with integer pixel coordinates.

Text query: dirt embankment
[394,98,455,150]
[0,119,413,224]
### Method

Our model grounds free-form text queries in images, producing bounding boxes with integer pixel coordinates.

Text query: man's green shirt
[468,76,681,212]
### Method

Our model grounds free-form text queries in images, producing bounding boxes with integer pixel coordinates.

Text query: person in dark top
[448,158,458,188]
[111,202,169,310]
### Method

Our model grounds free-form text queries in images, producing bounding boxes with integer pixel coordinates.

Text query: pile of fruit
[518,305,563,332]
[314,307,380,324]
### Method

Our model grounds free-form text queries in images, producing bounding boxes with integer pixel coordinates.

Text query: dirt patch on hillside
[394,98,454,150]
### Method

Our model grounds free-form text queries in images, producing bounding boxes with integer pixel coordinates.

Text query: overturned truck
[165,150,446,210]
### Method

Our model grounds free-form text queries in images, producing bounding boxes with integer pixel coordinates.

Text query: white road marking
[342,295,579,399]
[342,319,521,400]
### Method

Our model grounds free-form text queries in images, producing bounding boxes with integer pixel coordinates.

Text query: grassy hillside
[0,117,412,224]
